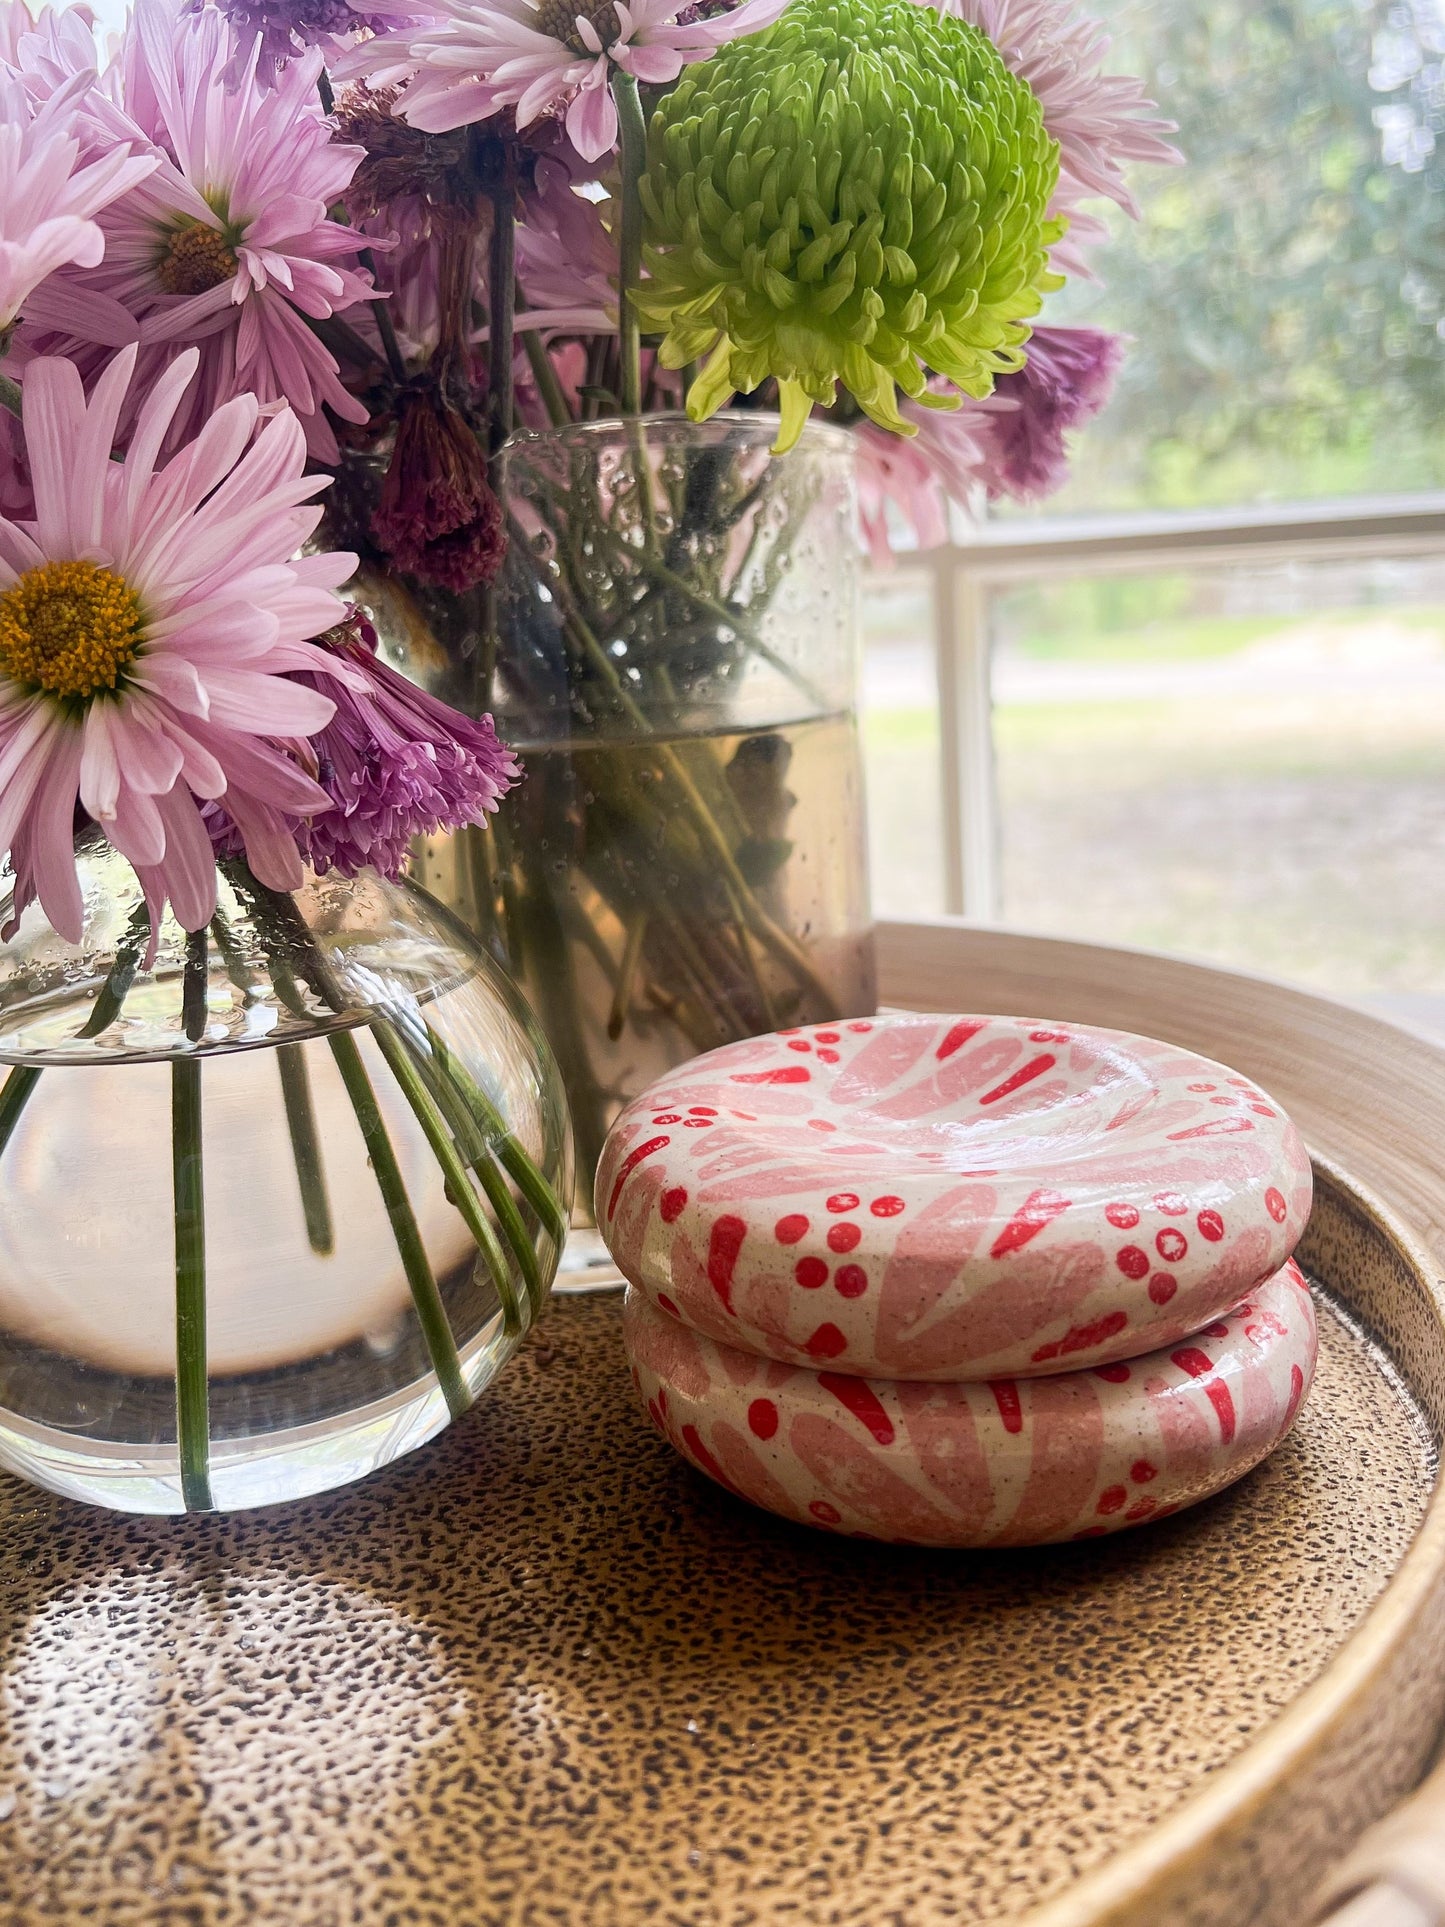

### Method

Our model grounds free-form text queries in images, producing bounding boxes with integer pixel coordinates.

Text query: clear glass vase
[0,841,570,1514]
[363,413,876,1246]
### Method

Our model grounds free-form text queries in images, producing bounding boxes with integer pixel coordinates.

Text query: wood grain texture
[0,924,1441,1927]
[879,918,1445,1271]
[877,918,1445,1927]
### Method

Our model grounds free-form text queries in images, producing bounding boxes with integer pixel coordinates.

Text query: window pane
[1019,0,1445,512]
[992,556,1445,995]
[862,574,946,920]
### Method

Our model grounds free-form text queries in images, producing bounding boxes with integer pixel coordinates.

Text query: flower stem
[182,927,208,1044]
[521,316,573,428]
[171,1054,212,1513]
[73,906,150,1040]
[0,374,19,422]
[423,1023,569,1252]
[360,248,408,385]
[614,70,648,416]
[327,1028,471,1421]
[524,532,835,1006]
[278,1046,335,1256]
[391,1022,548,1320]
[368,1018,527,1337]
[0,1065,40,1159]
[479,147,517,460]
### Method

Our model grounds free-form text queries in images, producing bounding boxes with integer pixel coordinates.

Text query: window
[863,0,1445,1023]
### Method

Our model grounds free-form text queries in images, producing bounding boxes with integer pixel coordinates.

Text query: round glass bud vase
[368,413,877,1251]
[0,843,571,1514]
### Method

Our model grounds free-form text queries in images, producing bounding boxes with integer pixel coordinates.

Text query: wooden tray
[1,919,1443,1927]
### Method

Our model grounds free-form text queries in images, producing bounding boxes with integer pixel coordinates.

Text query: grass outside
[861,604,1445,994]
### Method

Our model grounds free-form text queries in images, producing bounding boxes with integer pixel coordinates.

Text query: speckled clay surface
[598,1014,1313,1380]
[624,1258,1318,1547]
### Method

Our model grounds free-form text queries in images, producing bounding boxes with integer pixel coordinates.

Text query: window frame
[902,492,1445,919]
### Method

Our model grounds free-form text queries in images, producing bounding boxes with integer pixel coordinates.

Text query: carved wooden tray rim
[1024,1153,1445,1927]
[877,919,1445,1927]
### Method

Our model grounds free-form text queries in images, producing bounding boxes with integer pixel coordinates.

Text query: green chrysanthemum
[634,0,1064,450]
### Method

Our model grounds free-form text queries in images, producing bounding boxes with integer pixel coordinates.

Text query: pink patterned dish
[625,1259,1318,1547]
[597,1014,1313,1380]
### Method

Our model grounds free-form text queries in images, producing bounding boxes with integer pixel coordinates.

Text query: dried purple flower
[332,81,473,227]
[982,324,1125,501]
[370,387,508,591]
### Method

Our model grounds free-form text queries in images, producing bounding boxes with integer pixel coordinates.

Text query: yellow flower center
[0,561,145,702]
[157,221,239,297]
[531,0,620,53]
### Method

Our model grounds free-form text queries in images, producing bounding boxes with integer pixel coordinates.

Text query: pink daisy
[0,1,100,86]
[515,159,618,336]
[34,0,374,460]
[0,64,156,335]
[853,398,1000,564]
[0,345,358,941]
[933,0,1180,219]
[335,0,792,162]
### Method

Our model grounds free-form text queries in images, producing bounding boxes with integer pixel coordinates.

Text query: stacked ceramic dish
[596,1013,1318,1546]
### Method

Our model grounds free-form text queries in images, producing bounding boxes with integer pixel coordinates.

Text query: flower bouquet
[0,0,1176,1489]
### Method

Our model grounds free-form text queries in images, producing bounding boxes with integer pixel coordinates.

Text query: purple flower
[371,387,508,591]
[209,616,520,881]
[981,324,1124,501]
[209,0,395,82]
[298,619,518,878]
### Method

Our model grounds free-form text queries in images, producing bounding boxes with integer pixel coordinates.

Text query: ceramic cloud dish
[599,1013,1319,1546]
[598,1015,1314,1379]
[625,1261,1317,1547]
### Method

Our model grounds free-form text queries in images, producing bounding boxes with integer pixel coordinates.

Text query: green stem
[521,319,573,428]
[527,542,835,1007]
[278,1047,335,1256]
[564,504,830,715]
[423,1024,570,1252]
[483,160,517,460]
[182,928,208,1044]
[359,248,408,385]
[328,1029,470,1421]
[614,71,648,416]
[394,1026,548,1320]
[0,1065,40,1160]
[608,912,648,1041]
[0,374,19,422]
[172,1056,212,1514]
[75,906,150,1040]
[368,1019,527,1338]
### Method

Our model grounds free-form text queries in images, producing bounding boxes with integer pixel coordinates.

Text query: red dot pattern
[747,1398,779,1440]
[622,1260,1316,1546]
[609,1012,1305,1385]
